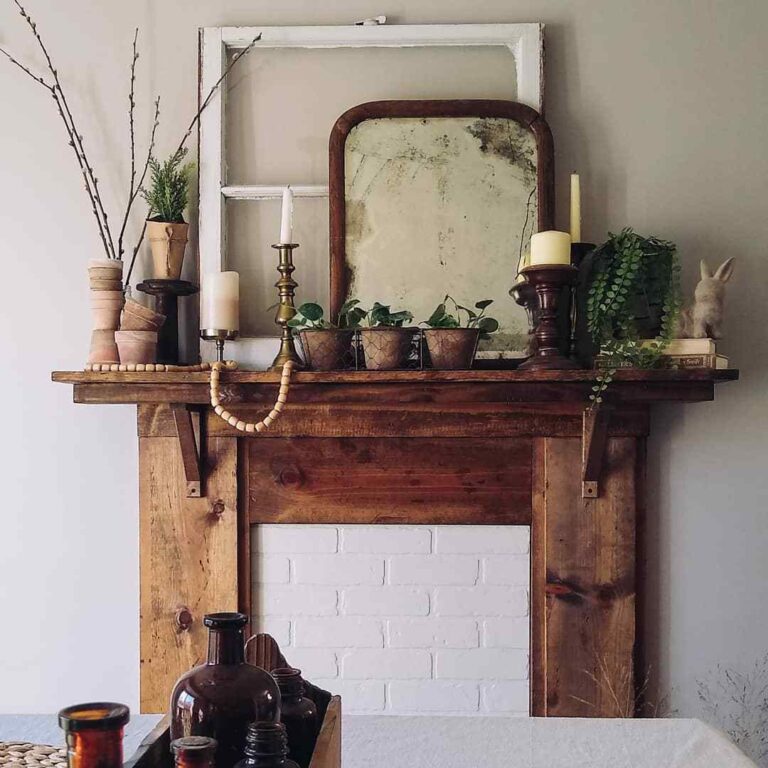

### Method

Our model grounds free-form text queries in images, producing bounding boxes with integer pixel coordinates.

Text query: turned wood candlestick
[137,279,199,365]
[519,264,579,370]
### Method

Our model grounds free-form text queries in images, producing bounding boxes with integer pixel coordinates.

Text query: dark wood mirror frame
[328,99,555,317]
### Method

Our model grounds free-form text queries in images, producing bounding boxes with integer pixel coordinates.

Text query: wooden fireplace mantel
[52,367,737,716]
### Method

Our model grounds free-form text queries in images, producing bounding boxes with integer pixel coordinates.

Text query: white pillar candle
[530,231,572,266]
[570,173,582,243]
[279,186,293,244]
[202,271,240,331]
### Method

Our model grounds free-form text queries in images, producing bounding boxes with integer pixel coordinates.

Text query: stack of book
[596,339,728,369]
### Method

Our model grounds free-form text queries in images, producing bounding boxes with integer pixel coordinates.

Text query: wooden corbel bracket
[582,404,612,498]
[171,403,202,498]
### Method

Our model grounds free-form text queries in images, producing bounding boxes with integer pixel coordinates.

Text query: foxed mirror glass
[329,100,553,358]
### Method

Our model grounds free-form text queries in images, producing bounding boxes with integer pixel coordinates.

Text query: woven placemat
[0,742,66,768]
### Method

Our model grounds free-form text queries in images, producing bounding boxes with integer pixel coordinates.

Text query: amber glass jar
[171,736,218,768]
[271,668,318,768]
[170,612,280,768]
[58,702,129,768]
[234,723,299,768]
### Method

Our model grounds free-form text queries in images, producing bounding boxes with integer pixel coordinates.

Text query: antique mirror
[329,100,554,358]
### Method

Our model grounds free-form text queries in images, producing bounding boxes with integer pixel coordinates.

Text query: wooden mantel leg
[138,404,239,713]
[531,435,640,717]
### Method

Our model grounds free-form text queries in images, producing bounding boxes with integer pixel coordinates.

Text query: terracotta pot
[88,329,119,364]
[359,327,414,370]
[115,330,158,364]
[121,298,166,332]
[424,328,480,370]
[147,220,189,279]
[90,278,123,291]
[90,290,124,330]
[300,329,354,371]
[88,259,123,282]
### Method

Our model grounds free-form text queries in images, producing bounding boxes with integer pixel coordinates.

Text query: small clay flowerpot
[90,278,123,291]
[359,327,414,370]
[121,298,166,332]
[424,328,480,370]
[147,220,189,279]
[115,330,158,365]
[300,329,354,371]
[88,258,123,282]
[90,290,124,330]
[88,329,119,364]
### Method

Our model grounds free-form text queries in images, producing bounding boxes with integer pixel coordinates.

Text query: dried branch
[125,219,148,288]
[0,44,52,89]
[117,28,140,260]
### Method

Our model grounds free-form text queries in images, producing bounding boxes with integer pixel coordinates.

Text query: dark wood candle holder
[137,279,199,365]
[518,264,579,371]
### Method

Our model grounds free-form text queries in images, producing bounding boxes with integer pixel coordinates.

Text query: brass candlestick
[200,328,238,362]
[270,243,305,371]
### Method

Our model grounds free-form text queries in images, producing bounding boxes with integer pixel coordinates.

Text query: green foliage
[141,148,193,223]
[365,302,413,328]
[287,299,366,331]
[425,295,499,338]
[587,228,682,406]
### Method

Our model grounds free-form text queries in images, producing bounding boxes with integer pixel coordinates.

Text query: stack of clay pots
[116,298,165,365]
[88,259,124,365]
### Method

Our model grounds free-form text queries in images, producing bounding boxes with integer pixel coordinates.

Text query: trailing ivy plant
[587,228,682,406]
[287,299,366,331]
[425,295,500,339]
[142,148,194,223]
[365,302,413,328]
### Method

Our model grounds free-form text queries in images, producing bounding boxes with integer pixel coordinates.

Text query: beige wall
[0,0,765,714]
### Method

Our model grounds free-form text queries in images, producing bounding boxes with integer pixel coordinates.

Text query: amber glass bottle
[171,736,218,768]
[234,723,299,768]
[170,613,281,768]
[58,702,129,768]
[271,668,318,768]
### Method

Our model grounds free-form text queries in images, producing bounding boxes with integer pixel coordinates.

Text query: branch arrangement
[0,1,260,275]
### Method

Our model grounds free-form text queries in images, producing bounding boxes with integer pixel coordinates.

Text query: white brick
[483,618,529,649]
[435,649,529,680]
[481,681,530,713]
[434,587,528,617]
[435,526,529,554]
[251,618,291,648]
[389,555,478,586]
[342,649,431,679]
[292,555,384,586]
[294,618,383,648]
[388,619,478,649]
[342,587,429,617]
[313,680,385,712]
[285,649,338,679]
[253,526,338,553]
[482,555,529,585]
[253,555,290,584]
[341,526,431,554]
[255,586,337,617]
[389,681,479,713]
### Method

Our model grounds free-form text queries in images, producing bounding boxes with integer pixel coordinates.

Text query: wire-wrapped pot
[299,329,355,371]
[424,328,480,370]
[359,327,417,370]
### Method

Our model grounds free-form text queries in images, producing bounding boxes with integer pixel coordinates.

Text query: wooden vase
[147,220,189,279]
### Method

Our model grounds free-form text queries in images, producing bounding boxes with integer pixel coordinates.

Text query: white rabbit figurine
[677,258,735,338]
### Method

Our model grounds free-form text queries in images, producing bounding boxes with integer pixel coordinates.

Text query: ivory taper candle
[279,186,293,244]
[202,271,240,331]
[570,173,581,243]
[530,231,572,266]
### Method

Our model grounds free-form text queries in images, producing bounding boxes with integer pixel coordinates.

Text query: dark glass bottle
[234,723,299,768]
[58,702,129,768]
[171,736,218,768]
[271,668,318,768]
[170,612,281,768]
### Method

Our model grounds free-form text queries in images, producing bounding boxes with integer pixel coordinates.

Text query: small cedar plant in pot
[359,303,415,370]
[423,296,499,369]
[288,300,365,370]
[142,148,194,279]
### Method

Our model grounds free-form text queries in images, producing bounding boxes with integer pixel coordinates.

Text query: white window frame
[198,23,544,367]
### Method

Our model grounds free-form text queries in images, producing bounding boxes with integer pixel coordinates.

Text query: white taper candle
[279,186,293,245]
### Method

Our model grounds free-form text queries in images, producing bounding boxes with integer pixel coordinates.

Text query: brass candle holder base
[270,243,305,372]
[200,328,238,362]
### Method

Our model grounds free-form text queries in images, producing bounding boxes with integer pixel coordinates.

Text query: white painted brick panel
[341,526,431,554]
[388,555,479,585]
[342,587,429,616]
[313,680,385,712]
[294,618,383,648]
[342,649,432,679]
[253,555,290,584]
[292,554,384,586]
[435,526,529,554]
[482,555,530,585]
[481,681,530,713]
[389,681,479,713]
[255,586,337,617]
[388,618,478,649]
[434,586,528,617]
[436,649,529,680]
[285,648,338,679]
[252,618,291,648]
[253,526,338,553]
[483,618,529,648]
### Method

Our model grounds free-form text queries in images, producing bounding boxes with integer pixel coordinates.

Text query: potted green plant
[359,302,414,370]
[288,300,365,370]
[142,148,194,280]
[423,296,499,369]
